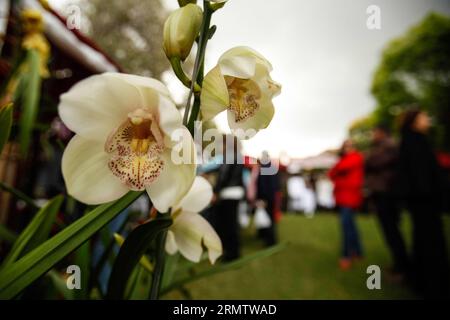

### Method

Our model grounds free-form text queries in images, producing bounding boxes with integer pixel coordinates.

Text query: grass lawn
[164,212,450,300]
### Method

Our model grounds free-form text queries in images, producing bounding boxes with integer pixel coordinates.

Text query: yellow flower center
[225,76,261,122]
[105,108,165,190]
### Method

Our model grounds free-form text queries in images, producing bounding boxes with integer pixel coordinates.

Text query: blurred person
[436,152,450,214]
[254,151,281,246]
[212,135,245,262]
[399,109,449,299]
[365,125,410,280]
[316,174,335,210]
[328,139,364,270]
[304,176,317,217]
[286,175,306,213]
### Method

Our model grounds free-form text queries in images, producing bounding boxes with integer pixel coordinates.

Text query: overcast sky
[51,0,450,158]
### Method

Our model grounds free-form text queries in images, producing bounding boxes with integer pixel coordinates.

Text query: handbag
[254,207,272,229]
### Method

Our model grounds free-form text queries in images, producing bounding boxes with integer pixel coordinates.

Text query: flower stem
[187,94,201,134]
[148,212,169,300]
[170,57,201,92]
[183,0,214,127]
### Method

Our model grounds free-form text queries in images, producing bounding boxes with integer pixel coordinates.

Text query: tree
[83,0,170,79]
[349,115,376,151]
[370,13,450,150]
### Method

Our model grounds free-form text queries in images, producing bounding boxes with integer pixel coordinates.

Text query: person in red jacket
[328,139,364,270]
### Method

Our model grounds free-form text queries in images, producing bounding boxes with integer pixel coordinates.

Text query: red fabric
[328,151,364,209]
[437,152,450,169]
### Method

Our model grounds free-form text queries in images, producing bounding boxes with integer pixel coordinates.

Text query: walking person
[329,139,364,270]
[255,151,281,246]
[399,109,449,299]
[365,125,410,281]
[212,135,245,262]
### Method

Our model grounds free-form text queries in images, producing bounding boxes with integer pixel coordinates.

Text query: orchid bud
[163,4,203,62]
[178,0,197,7]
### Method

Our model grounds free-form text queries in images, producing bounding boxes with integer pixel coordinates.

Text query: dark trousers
[214,200,241,261]
[373,193,410,273]
[408,200,449,299]
[257,200,277,246]
[340,207,363,258]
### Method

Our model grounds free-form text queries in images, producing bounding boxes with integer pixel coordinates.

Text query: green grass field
[164,212,450,300]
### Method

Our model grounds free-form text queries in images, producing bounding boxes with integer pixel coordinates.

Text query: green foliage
[0,191,141,299]
[47,269,75,300]
[0,224,18,244]
[18,49,42,155]
[106,217,172,300]
[348,115,377,151]
[73,241,91,299]
[370,13,450,149]
[0,181,39,209]
[83,0,170,78]
[0,195,63,270]
[0,103,13,153]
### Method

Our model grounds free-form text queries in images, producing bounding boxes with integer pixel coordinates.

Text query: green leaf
[0,181,39,210]
[0,103,13,153]
[47,269,74,300]
[161,252,180,289]
[106,217,172,300]
[18,49,42,155]
[73,241,90,300]
[160,243,287,296]
[0,224,18,244]
[0,50,26,98]
[113,233,154,273]
[1,195,64,269]
[125,265,152,300]
[0,191,142,299]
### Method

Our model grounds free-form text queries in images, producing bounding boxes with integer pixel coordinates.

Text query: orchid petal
[165,230,178,255]
[200,65,229,121]
[178,176,213,213]
[59,73,143,142]
[145,131,196,212]
[227,96,275,135]
[62,135,129,204]
[220,46,273,71]
[171,211,222,264]
[219,55,256,79]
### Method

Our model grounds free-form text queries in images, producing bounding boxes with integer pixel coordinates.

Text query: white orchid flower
[165,176,222,264]
[59,73,196,212]
[201,46,281,136]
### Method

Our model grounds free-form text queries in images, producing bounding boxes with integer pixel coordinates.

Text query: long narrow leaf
[0,181,39,210]
[0,103,13,153]
[0,50,26,98]
[1,195,64,269]
[125,265,154,300]
[47,269,74,300]
[18,49,41,155]
[74,241,90,300]
[106,217,172,300]
[0,224,18,244]
[161,252,180,289]
[0,191,142,299]
[113,233,154,273]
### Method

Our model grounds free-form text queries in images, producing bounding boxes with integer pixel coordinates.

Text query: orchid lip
[104,108,165,190]
[225,76,261,123]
